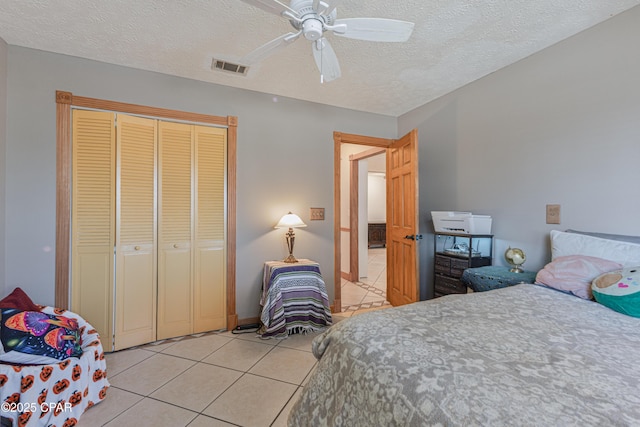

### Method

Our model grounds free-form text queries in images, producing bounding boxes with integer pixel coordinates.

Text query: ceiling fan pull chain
[318,38,324,84]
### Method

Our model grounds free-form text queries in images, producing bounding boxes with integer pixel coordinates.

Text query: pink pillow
[535,255,622,299]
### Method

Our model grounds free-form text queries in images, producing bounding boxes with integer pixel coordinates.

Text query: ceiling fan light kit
[302,18,324,41]
[237,0,415,82]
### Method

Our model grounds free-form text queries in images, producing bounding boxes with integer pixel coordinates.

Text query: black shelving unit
[434,232,493,297]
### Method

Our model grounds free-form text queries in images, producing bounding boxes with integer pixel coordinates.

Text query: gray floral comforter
[288,284,640,426]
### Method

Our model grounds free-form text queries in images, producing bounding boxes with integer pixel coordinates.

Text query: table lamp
[275,212,307,263]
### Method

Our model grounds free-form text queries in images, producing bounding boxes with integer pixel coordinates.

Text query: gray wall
[400,4,640,298]
[0,38,6,295]
[3,46,396,318]
[4,3,640,311]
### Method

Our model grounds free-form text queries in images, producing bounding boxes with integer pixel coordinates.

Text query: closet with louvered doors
[157,122,227,340]
[71,109,227,352]
[115,114,158,350]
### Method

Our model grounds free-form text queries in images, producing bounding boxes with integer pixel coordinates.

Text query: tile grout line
[192,338,308,426]
[104,332,304,427]
[269,385,303,427]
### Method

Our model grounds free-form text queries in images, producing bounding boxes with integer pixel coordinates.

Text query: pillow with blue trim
[592,267,640,317]
[0,308,83,364]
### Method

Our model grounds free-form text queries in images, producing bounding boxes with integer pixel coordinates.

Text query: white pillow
[550,230,640,267]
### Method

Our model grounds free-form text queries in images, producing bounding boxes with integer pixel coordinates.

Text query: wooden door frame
[55,91,239,330]
[348,147,386,282]
[333,132,393,312]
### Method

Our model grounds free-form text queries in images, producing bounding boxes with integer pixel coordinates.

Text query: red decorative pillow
[0,287,41,311]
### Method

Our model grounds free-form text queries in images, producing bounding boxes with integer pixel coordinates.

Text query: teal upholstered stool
[461,266,537,292]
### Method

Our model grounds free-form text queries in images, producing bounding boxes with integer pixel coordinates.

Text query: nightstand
[260,259,332,338]
[461,265,537,292]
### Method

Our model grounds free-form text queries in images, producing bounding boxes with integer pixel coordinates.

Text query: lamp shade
[275,212,307,229]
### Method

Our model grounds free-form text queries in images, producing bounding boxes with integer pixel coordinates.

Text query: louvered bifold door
[71,110,116,350]
[114,114,158,350]
[194,125,227,333]
[157,122,194,339]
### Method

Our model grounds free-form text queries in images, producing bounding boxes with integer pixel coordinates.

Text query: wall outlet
[546,204,561,224]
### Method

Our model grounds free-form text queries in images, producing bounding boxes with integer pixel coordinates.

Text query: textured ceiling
[1,0,639,116]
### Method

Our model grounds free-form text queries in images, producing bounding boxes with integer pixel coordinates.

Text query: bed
[0,299,109,427]
[288,230,640,426]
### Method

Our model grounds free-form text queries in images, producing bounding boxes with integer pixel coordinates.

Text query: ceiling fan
[238,0,415,82]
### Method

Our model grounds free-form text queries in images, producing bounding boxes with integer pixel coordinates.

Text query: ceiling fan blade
[312,0,337,15]
[332,18,415,42]
[239,0,298,18]
[312,38,341,82]
[240,32,301,65]
[321,0,341,16]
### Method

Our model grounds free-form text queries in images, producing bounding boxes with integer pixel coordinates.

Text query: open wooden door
[386,129,419,306]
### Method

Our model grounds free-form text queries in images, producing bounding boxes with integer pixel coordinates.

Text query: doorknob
[404,234,423,241]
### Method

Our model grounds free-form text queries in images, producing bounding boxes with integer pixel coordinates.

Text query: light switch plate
[310,207,325,221]
[546,204,560,224]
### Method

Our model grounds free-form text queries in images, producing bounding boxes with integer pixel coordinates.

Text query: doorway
[343,148,389,312]
[332,130,419,312]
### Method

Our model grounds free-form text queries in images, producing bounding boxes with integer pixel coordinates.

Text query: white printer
[431,211,492,234]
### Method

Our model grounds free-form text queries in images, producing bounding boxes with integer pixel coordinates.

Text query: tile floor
[79,329,325,427]
[341,247,390,314]
[78,249,389,427]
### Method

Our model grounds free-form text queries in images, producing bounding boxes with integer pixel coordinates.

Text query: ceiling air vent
[211,58,248,76]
